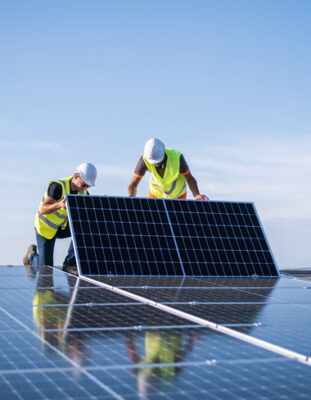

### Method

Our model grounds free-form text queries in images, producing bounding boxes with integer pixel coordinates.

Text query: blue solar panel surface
[66,195,279,277]
[1,265,311,399]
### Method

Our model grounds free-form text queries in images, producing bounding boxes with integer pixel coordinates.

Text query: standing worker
[128,138,209,200]
[23,162,97,275]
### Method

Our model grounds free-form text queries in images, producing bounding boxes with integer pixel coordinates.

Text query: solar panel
[66,195,279,277]
[2,266,311,399]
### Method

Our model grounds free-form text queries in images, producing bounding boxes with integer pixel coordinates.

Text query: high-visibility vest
[33,289,67,350]
[143,148,187,199]
[139,331,182,380]
[34,176,87,239]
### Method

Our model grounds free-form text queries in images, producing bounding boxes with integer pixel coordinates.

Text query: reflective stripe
[59,219,67,228]
[151,176,180,196]
[165,178,178,195]
[37,212,60,230]
[181,167,190,176]
[151,178,169,198]
[175,180,187,198]
[54,211,67,220]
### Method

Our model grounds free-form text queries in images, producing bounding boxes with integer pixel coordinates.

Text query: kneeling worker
[23,162,97,275]
[128,138,209,200]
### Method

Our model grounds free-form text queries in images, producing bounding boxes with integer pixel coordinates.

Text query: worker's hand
[194,194,209,201]
[59,198,67,209]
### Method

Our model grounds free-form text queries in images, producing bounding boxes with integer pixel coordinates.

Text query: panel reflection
[22,268,311,399]
[32,268,278,366]
[32,267,200,376]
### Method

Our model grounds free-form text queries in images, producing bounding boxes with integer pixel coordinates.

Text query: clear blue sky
[1,0,310,268]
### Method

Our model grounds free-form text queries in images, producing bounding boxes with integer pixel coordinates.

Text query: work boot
[23,244,38,266]
[62,265,78,275]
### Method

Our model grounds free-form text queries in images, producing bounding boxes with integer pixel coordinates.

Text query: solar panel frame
[66,195,280,277]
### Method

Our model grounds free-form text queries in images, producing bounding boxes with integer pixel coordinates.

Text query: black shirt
[47,181,88,201]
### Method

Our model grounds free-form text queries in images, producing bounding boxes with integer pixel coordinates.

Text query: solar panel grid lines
[79,275,311,367]
[168,199,229,276]
[162,199,186,276]
[0,307,126,400]
[2,265,311,399]
[68,195,182,276]
[66,195,279,277]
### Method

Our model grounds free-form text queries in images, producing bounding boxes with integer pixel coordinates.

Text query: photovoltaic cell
[66,195,279,277]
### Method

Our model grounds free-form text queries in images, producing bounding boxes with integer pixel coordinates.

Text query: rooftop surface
[280,269,311,280]
[1,265,311,399]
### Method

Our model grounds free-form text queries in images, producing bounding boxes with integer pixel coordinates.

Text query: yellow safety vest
[34,176,87,239]
[139,331,183,380]
[143,148,187,199]
[33,289,67,351]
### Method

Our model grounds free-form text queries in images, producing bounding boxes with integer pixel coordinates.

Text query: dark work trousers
[31,225,75,267]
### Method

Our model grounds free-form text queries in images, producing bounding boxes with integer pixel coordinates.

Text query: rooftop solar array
[1,265,311,399]
[0,196,294,397]
[66,195,279,277]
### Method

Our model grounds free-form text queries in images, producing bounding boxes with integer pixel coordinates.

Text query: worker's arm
[40,196,67,214]
[184,172,209,200]
[128,175,142,197]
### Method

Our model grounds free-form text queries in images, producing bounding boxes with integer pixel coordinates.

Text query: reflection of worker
[126,330,197,398]
[32,268,67,350]
[23,162,97,275]
[32,266,89,373]
[128,138,209,200]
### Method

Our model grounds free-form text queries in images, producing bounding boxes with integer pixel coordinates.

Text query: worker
[128,138,209,200]
[23,162,97,275]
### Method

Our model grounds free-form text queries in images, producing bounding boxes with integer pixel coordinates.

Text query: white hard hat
[75,162,97,187]
[143,138,165,164]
